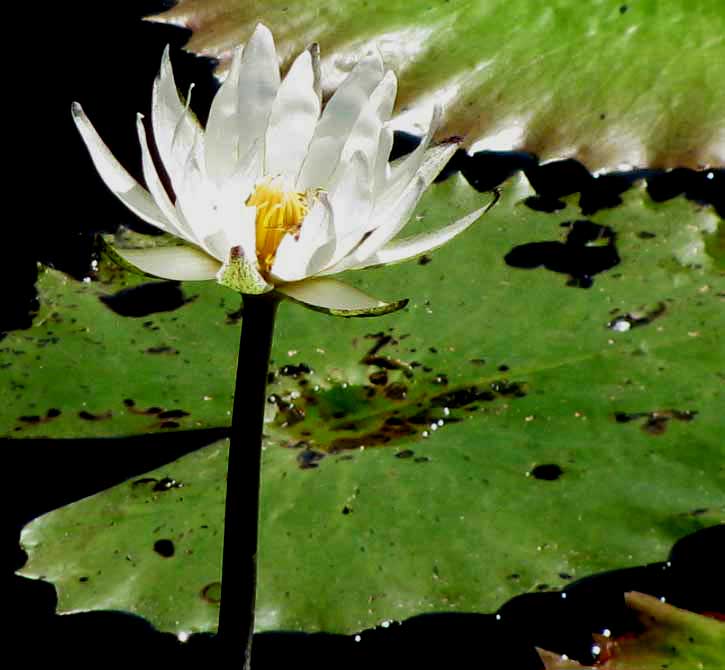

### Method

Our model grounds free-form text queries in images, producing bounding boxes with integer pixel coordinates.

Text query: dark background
[4,2,723,667]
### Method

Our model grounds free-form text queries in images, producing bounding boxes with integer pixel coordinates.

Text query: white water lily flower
[72,24,489,316]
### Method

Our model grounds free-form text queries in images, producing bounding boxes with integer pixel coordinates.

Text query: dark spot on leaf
[525,158,594,199]
[490,380,528,397]
[19,415,42,424]
[531,464,564,481]
[225,306,243,325]
[613,409,697,435]
[153,477,183,492]
[607,301,667,332]
[579,172,638,215]
[418,254,432,265]
[414,456,430,463]
[79,576,89,583]
[268,393,306,426]
[153,539,175,558]
[341,506,352,515]
[284,440,308,449]
[46,408,61,418]
[637,231,657,239]
[157,409,190,419]
[280,363,312,377]
[297,449,325,469]
[160,421,180,429]
[361,332,413,377]
[145,345,180,355]
[384,382,408,400]
[395,449,415,459]
[504,220,620,287]
[200,581,222,604]
[100,281,193,318]
[369,370,388,386]
[431,387,495,408]
[647,167,698,202]
[523,195,567,212]
[462,150,538,192]
[330,433,390,452]
[336,422,359,432]
[434,148,469,182]
[78,410,112,421]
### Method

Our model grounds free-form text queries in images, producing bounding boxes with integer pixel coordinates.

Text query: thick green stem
[217,294,279,668]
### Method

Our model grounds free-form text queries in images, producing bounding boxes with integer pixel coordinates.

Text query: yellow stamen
[247,180,310,275]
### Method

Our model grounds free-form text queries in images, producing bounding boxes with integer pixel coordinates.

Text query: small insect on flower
[73,24,492,316]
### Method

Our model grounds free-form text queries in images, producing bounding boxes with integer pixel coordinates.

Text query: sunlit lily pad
[149,0,725,168]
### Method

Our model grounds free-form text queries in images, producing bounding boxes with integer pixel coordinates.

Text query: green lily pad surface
[12,175,725,634]
[150,0,725,168]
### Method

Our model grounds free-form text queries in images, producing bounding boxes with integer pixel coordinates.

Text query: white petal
[360,139,459,261]
[346,205,488,270]
[319,151,374,269]
[152,47,205,191]
[205,24,280,180]
[276,277,407,317]
[271,193,334,282]
[373,126,394,195]
[297,52,384,190]
[135,113,198,245]
[265,46,321,180]
[376,107,455,216]
[112,245,221,280]
[213,197,258,262]
[71,102,172,232]
[337,71,397,179]
[210,150,260,259]
[323,174,426,275]
[173,143,222,257]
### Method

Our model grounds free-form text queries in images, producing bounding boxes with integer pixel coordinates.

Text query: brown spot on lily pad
[79,409,112,421]
[153,539,175,557]
[530,464,564,481]
[613,409,697,435]
[145,345,180,355]
[200,581,222,604]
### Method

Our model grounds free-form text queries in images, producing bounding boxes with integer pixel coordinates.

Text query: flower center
[247,179,310,275]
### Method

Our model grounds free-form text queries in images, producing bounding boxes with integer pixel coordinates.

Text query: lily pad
[538,592,725,669]
[13,176,725,633]
[149,0,725,168]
